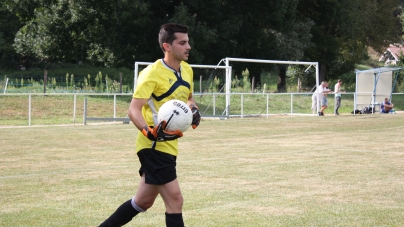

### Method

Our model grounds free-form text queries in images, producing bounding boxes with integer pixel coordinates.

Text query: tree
[12,0,153,69]
[183,0,313,91]
[5,0,401,91]
[297,0,401,83]
[0,6,23,70]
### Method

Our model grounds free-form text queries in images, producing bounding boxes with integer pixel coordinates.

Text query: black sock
[98,199,140,227]
[165,212,184,227]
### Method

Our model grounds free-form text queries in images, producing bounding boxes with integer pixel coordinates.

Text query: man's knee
[164,192,183,212]
[171,193,184,207]
[134,197,155,210]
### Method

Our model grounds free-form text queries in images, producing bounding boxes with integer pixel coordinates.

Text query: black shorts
[137,148,177,185]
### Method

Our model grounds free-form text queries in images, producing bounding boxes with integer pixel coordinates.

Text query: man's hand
[142,121,183,142]
[190,104,201,129]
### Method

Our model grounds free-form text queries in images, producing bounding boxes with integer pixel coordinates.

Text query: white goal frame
[134,59,319,118]
[221,57,320,116]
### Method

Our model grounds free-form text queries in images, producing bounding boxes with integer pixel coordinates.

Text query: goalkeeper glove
[142,121,183,142]
[190,104,201,129]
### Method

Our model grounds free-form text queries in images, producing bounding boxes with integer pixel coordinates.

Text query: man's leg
[98,175,158,227]
[335,97,341,115]
[320,105,328,115]
[158,179,185,227]
[320,97,328,115]
[312,95,317,114]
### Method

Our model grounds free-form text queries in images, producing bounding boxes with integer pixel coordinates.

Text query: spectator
[334,79,344,115]
[312,81,332,116]
[380,97,394,113]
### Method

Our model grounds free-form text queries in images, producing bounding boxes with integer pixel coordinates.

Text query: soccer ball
[158,99,193,133]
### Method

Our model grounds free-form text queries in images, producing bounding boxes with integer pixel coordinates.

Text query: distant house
[379,44,404,66]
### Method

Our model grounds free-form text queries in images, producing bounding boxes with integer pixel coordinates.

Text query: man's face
[166,32,191,61]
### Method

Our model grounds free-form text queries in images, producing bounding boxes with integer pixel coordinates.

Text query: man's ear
[162,43,170,52]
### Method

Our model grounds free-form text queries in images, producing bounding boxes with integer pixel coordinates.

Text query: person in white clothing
[312,81,332,116]
[334,79,344,115]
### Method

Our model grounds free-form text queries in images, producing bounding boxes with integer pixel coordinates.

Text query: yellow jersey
[133,59,193,156]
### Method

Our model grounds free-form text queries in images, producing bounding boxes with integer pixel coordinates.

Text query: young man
[380,97,394,113]
[334,79,344,115]
[98,23,200,227]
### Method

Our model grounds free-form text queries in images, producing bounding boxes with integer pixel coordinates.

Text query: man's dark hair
[158,23,189,52]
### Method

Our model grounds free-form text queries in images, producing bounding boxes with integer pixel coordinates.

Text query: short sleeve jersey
[133,59,193,156]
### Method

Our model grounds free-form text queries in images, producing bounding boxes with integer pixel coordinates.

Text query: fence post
[114,94,117,119]
[4,78,9,94]
[252,77,255,93]
[266,94,269,118]
[28,94,32,126]
[213,94,216,116]
[290,93,293,115]
[73,94,77,124]
[44,70,47,93]
[241,93,244,118]
[83,98,87,125]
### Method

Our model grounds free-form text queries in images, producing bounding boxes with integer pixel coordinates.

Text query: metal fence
[1,93,403,126]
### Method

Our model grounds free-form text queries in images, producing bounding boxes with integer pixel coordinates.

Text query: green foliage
[208,76,220,92]
[231,75,240,89]
[395,53,404,93]
[242,69,251,92]
[0,7,23,70]
[1,0,402,90]
[1,63,133,93]
[299,0,400,81]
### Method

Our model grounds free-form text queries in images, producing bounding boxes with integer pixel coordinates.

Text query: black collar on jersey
[162,59,181,76]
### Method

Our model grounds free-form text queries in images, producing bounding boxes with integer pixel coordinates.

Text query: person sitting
[380,98,394,113]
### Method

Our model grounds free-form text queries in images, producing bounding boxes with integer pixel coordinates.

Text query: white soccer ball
[158,99,193,133]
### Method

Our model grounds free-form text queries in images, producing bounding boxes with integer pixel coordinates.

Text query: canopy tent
[355,67,401,111]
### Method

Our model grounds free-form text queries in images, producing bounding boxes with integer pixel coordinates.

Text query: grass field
[1,114,404,226]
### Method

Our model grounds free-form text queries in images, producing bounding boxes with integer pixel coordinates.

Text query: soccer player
[98,23,201,227]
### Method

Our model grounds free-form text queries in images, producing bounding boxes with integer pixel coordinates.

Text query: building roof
[379,45,404,62]
[387,46,404,60]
